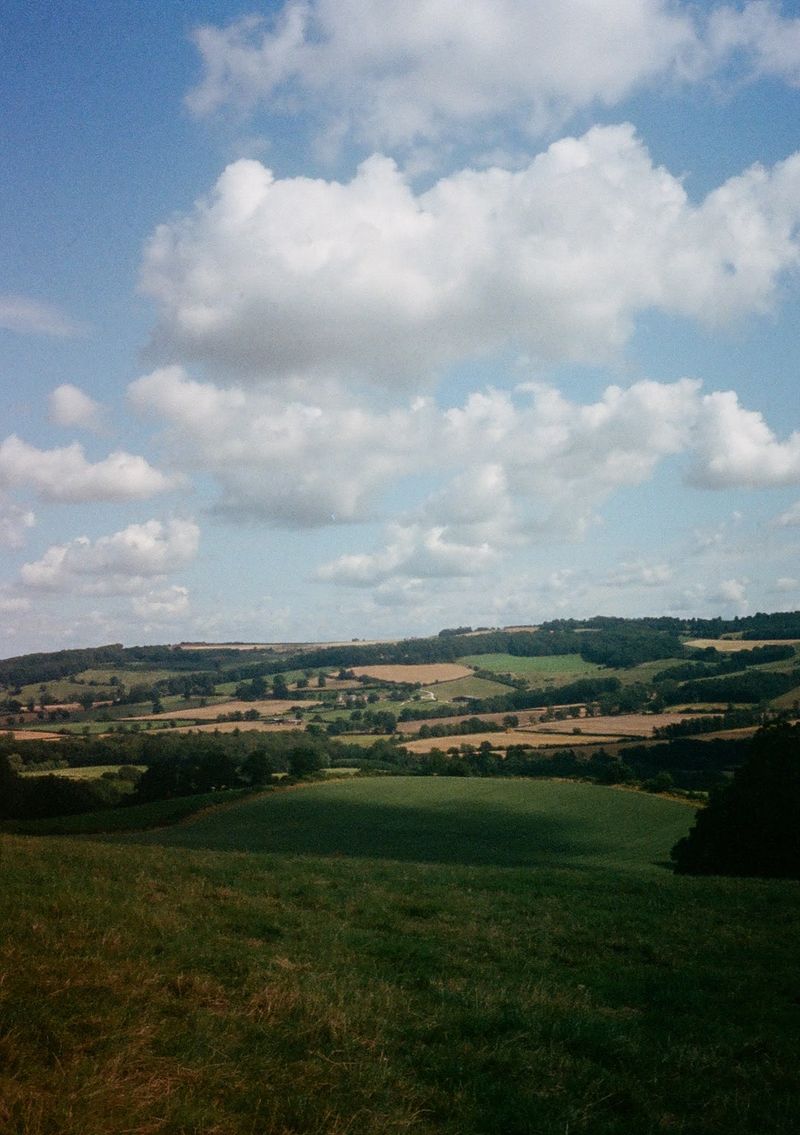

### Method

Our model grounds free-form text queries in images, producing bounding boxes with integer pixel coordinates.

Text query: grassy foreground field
[1,779,799,1135]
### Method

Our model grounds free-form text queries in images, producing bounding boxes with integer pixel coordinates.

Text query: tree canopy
[671,724,800,879]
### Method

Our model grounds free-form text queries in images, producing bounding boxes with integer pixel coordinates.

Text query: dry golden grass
[1,730,65,742]
[169,721,306,735]
[397,710,542,735]
[127,699,318,721]
[684,637,800,652]
[520,713,691,737]
[402,730,619,753]
[351,663,473,684]
[179,635,401,650]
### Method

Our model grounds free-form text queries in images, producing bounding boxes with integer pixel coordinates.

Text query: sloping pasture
[2,779,798,1134]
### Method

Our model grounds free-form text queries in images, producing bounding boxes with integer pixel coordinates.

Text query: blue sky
[2,0,800,654]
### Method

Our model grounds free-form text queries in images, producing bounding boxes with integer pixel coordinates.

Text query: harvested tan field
[179,636,402,651]
[397,710,543,735]
[402,731,619,754]
[170,721,307,735]
[127,699,318,721]
[519,712,691,737]
[2,730,65,742]
[179,642,277,651]
[684,638,800,652]
[352,663,473,684]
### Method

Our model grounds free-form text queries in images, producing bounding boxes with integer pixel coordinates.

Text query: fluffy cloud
[141,129,800,382]
[0,294,86,338]
[315,521,499,587]
[49,384,105,433]
[714,577,750,609]
[0,436,175,502]
[131,586,190,620]
[129,366,434,524]
[131,365,800,571]
[688,391,800,487]
[707,2,800,85]
[20,519,199,594]
[0,496,35,549]
[186,2,800,148]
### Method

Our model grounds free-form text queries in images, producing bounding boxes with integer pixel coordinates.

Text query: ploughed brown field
[351,663,473,684]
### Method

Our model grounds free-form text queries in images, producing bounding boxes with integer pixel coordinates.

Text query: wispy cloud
[0,294,87,338]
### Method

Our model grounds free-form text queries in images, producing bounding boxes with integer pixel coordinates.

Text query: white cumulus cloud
[131,585,190,620]
[141,130,800,383]
[19,519,200,594]
[49,384,105,433]
[185,1,800,151]
[714,577,750,608]
[129,366,435,525]
[688,391,800,488]
[0,436,176,502]
[130,364,800,571]
[707,2,800,85]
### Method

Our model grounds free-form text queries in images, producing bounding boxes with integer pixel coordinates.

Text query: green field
[17,668,187,704]
[2,779,799,1134]
[116,778,691,865]
[422,674,513,699]
[458,652,604,682]
[19,764,145,780]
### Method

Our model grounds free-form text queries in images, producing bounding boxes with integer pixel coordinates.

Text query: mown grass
[1,779,798,1135]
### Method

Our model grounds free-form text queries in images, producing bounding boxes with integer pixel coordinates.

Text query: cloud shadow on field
[114,788,614,869]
